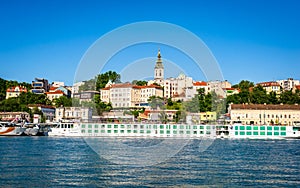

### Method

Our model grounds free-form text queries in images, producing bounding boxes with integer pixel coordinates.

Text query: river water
[0,137,299,187]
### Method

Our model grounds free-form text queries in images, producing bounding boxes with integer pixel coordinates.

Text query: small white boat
[48,122,81,137]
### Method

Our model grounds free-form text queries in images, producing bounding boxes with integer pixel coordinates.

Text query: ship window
[107,130,111,133]
[101,125,105,128]
[160,130,164,134]
[206,126,211,130]
[173,125,177,129]
[101,130,105,133]
[274,132,279,135]
[246,132,251,135]
[186,131,190,134]
[81,124,85,128]
[134,125,138,129]
[240,126,245,130]
[253,132,258,135]
[94,130,98,133]
[235,131,239,135]
[179,131,184,134]
[267,132,272,136]
[88,130,92,133]
[147,130,151,134]
[180,125,184,129]
[280,132,286,136]
[260,126,265,130]
[235,126,239,130]
[114,130,118,133]
[274,126,279,131]
[200,126,204,129]
[127,125,131,128]
[133,130,138,133]
[246,126,251,130]
[200,131,204,134]
[206,131,211,135]
[88,124,92,129]
[260,132,265,135]
[114,125,118,128]
[193,126,197,129]
[120,130,124,133]
[166,130,170,134]
[107,125,112,128]
[253,126,258,130]
[140,130,144,134]
[160,125,164,129]
[127,130,131,133]
[240,131,245,135]
[81,130,85,133]
[193,131,197,134]
[267,127,272,131]
[121,125,125,128]
[173,131,177,134]
[280,127,286,131]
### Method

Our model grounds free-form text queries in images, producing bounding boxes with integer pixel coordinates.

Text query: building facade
[100,83,163,108]
[6,86,28,99]
[229,103,300,126]
[257,81,281,94]
[31,78,49,94]
[277,78,300,91]
[55,107,92,122]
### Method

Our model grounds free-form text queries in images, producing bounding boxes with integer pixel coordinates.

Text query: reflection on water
[0,137,299,187]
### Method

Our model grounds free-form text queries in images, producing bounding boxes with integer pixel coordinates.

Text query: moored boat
[0,122,26,136]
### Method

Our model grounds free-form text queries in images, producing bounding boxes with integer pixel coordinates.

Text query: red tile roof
[193,81,207,86]
[6,86,27,92]
[45,90,65,95]
[257,81,280,87]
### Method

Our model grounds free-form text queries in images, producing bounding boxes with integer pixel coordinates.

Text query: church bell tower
[154,49,164,82]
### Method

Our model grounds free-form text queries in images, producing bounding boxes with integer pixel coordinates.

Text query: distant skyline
[1,0,299,85]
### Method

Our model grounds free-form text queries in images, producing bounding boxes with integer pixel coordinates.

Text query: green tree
[53,96,72,107]
[132,80,148,86]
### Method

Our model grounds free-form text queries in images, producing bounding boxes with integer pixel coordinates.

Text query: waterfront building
[31,78,49,94]
[28,104,55,122]
[55,107,92,122]
[6,85,27,99]
[0,112,30,122]
[257,81,281,94]
[228,103,300,125]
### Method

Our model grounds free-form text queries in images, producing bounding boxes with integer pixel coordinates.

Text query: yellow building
[229,103,300,125]
[200,111,217,122]
[256,81,281,94]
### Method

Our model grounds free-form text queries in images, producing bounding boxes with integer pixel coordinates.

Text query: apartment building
[100,83,163,108]
[277,78,300,91]
[31,78,49,94]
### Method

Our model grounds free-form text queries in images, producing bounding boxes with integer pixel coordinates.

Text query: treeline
[228,80,300,105]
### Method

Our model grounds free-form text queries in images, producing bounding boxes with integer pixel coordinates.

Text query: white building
[100,83,163,108]
[277,78,300,91]
[55,107,92,122]
[71,81,85,98]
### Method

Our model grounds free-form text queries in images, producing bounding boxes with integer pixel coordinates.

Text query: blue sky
[0,0,299,85]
